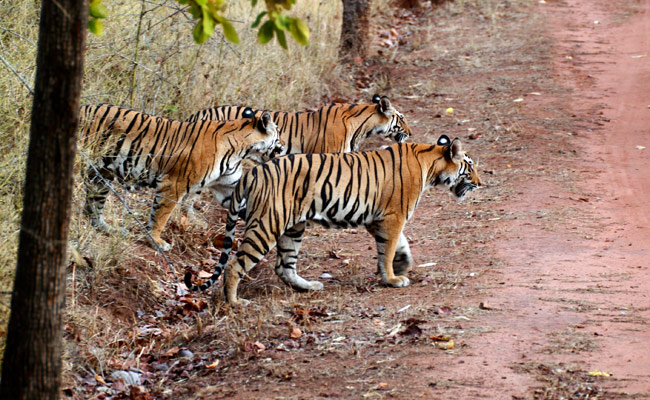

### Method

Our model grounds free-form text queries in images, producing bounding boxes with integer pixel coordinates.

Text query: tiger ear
[372,94,381,104]
[378,96,394,117]
[258,111,273,133]
[437,135,450,146]
[444,138,463,162]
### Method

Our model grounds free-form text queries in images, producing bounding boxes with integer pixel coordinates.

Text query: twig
[0,53,34,95]
[71,261,76,309]
[130,0,147,108]
[113,51,182,91]
[0,26,36,46]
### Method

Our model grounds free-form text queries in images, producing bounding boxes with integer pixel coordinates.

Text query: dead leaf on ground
[436,339,455,350]
[588,370,612,377]
[198,270,214,278]
[200,258,216,267]
[290,326,302,339]
[435,306,453,316]
[212,234,238,250]
[179,297,207,315]
[328,249,343,259]
[127,386,151,400]
[292,306,328,324]
[163,346,180,358]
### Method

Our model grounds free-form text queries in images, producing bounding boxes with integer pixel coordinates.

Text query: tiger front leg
[181,192,207,229]
[393,232,414,276]
[373,232,413,276]
[368,219,410,288]
[148,187,181,251]
[275,223,324,292]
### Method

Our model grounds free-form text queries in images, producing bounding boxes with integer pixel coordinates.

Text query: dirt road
[171,1,650,398]
[78,1,650,398]
[428,0,650,397]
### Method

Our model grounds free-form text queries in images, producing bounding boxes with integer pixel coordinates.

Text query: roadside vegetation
[0,0,344,369]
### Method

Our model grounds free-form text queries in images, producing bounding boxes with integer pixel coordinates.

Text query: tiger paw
[90,218,112,235]
[385,275,410,288]
[307,281,324,291]
[229,297,250,307]
[185,210,208,230]
[149,237,172,252]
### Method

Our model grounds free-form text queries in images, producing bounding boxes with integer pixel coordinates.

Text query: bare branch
[0,53,34,96]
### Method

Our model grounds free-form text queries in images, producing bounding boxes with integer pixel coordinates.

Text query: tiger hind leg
[224,229,277,305]
[83,166,113,234]
[275,223,323,292]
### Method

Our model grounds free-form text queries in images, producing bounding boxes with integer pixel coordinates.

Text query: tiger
[184,135,481,305]
[78,104,284,251]
[185,94,412,155]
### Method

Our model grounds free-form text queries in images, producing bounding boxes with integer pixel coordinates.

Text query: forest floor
[64,0,650,398]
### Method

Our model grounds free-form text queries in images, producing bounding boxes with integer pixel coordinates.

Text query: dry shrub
[0,0,345,374]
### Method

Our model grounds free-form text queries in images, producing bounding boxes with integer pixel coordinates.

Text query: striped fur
[78,104,283,251]
[185,95,411,155]
[184,135,481,304]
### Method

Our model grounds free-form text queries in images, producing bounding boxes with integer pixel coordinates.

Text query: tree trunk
[0,1,87,399]
[340,0,370,59]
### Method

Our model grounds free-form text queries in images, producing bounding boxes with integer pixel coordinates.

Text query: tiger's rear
[185,136,480,305]
[79,104,283,251]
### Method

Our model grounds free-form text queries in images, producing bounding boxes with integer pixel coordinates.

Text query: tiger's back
[186,95,411,155]
[238,146,428,233]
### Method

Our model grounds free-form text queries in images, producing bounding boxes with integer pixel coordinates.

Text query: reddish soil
[65,0,650,398]
[422,0,650,397]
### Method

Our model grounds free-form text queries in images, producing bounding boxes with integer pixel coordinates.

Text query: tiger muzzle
[271,141,285,158]
[394,130,408,143]
[453,179,479,199]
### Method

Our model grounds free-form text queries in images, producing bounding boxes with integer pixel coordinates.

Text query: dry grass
[543,328,598,354]
[0,0,345,374]
[511,362,610,400]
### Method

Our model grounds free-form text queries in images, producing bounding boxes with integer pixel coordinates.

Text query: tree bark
[0,1,87,399]
[340,0,370,59]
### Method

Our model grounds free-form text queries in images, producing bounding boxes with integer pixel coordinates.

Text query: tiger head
[242,108,285,163]
[430,135,481,200]
[371,94,411,144]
